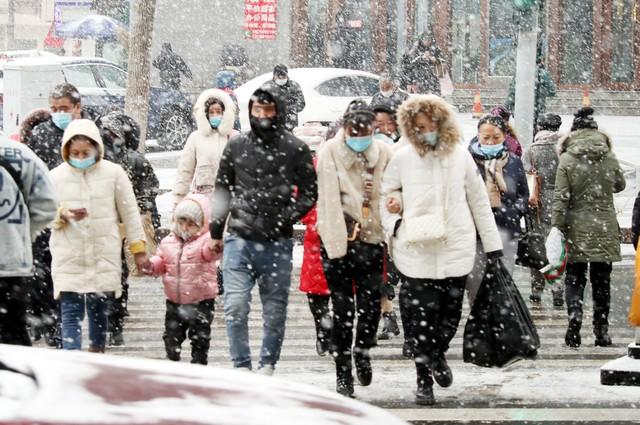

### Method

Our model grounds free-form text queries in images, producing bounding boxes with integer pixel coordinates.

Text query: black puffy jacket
[210,84,317,242]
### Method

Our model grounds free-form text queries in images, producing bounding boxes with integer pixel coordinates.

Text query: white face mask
[380,90,393,97]
[275,78,288,86]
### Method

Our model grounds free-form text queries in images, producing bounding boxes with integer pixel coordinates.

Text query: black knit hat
[273,64,288,76]
[571,107,598,131]
[537,113,562,131]
[343,99,374,128]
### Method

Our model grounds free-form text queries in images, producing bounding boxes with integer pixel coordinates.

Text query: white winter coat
[49,119,146,298]
[381,95,502,280]
[173,88,237,203]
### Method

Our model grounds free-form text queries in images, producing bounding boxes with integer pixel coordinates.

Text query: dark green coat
[551,129,626,262]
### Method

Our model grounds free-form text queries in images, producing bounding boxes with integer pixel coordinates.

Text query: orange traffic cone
[582,88,591,107]
[472,90,483,118]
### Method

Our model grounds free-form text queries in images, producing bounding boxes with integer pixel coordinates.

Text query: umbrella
[56,14,127,42]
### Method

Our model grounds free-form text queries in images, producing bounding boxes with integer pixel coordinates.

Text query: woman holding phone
[49,119,147,352]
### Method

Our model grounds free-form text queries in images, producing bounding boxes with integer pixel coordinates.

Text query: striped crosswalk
[104,261,640,423]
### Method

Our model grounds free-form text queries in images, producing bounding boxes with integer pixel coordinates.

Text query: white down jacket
[49,119,146,298]
[173,88,237,203]
[381,95,502,280]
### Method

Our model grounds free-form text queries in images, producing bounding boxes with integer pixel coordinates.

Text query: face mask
[69,156,96,170]
[250,116,277,139]
[479,143,505,157]
[209,116,222,128]
[421,131,438,146]
[52,112,73,130]
[380,90,393,97]
[373,132,394,145]
[173,225,196,241]
[345,135,373,153]
[275,78,288,86]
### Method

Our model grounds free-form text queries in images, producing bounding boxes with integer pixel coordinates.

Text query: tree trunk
[125,0,156,151]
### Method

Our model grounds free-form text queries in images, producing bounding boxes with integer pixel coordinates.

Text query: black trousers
[107,248,129,334]
[307,293,331,343]
[322,241,383,364]
[163,298,215,365]
[564,262,612,330]
[400,275,466,372]
[0,277,31,346]
[26,230,59,337]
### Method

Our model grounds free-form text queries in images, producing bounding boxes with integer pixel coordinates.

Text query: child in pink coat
[143,194,219,365]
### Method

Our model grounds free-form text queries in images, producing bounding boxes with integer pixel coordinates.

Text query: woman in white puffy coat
[380,95,502,405]
[49,119,147,352]
[173,88,238,205]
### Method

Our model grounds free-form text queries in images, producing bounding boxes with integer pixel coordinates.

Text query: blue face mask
[69,156,96,170]
[209,116,222,128]
[479,143,506,157]
[345,135,373,153]
[52,112,73,130]
[421,131,438,146]
[373,132,395,145]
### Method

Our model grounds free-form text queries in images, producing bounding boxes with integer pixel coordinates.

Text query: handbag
[526,149,543,209]
[404,161,449,243]
[515,215,548,269]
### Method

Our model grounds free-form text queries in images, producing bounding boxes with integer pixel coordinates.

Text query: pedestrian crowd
[0,52,632,407]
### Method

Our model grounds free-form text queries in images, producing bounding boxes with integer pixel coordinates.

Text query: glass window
[489,0,517,76]
[450,0,481,83]
[316,77,359,96]
[330,0,373,70]
[560,0,593,83]
[351,76,380,96]
[308,0,329,66]
[95,64,127,89]
[397,0,407,65]
[611,0,635,83]
[62,65,99,88]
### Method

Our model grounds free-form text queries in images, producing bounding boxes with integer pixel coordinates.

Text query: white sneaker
[256,365,275,376]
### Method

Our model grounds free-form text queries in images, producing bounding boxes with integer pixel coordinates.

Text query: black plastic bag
[463,260,540,367]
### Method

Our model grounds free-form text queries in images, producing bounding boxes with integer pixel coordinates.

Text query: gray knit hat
[173,199,204,227]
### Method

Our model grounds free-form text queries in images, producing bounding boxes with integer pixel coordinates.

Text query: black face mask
[250,116,277,140]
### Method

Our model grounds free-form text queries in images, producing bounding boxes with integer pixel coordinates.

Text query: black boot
[431,354,453,388]
[415,363,435,406]
[109,328,125,346]
[402,339,415,359]
[336,361,354,397]
[552,290,564,308]
[354,350,372,386]
[316,338,330,356]
[378,311,401,340]
[565,322,581,348]
[594,325,612,347]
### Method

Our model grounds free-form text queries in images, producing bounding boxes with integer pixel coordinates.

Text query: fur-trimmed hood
[557,128,612,159]
[397,94,461,156]
[193,88,235,137]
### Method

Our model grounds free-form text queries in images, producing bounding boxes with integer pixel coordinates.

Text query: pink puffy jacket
[149,194,219,304]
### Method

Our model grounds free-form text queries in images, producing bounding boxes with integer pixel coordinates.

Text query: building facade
[290,0,639,91]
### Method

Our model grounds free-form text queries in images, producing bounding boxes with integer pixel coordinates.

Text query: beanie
[173,199,204,228]
[571,107,598,131]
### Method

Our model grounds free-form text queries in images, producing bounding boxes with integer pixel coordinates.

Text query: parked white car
[235,67,382,130]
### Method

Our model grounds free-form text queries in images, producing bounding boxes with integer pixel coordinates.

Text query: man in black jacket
[270,64,305,131]
[210,83,317,374]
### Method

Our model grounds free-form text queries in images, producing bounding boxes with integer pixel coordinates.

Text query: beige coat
[381,95,502,279]
[173,88,237,202]
[49,119,145,298]
[317,129,393,259]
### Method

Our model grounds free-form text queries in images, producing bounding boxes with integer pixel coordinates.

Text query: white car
[235,67,382,130]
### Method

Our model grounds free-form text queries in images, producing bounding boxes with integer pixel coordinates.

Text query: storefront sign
[244,0,277,40]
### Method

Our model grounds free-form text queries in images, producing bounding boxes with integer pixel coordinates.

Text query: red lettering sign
[245,0,277,40]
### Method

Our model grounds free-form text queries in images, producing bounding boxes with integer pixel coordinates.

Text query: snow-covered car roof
[0,345,407,425]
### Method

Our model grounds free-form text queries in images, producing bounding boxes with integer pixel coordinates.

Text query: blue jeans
[223,235,293,369]
[60,292,111,350]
